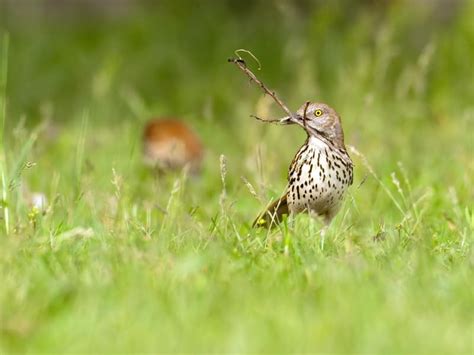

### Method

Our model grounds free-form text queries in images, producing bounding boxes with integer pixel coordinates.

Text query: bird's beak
[278,116,293,124]
[279,114,308,131]
[278,114,303,126]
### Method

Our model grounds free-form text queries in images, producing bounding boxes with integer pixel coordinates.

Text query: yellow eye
[314,109,323,117]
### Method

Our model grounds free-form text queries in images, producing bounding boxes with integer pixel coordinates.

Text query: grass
[0,1,473,353]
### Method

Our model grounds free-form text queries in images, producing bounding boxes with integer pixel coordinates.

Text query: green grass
[0,1,473,353]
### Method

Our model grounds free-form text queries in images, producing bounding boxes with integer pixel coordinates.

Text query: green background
[0,0,472,353]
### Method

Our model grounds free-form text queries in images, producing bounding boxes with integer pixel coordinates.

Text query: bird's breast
[287,138,353,215]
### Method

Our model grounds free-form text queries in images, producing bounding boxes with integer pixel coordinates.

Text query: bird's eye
[314,109,323,117]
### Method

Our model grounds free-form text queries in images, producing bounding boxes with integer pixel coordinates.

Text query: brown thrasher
[143,118,204,175]
[254,102,353,228]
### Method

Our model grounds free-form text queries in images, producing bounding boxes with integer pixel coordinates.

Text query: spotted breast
[287,135,353,223]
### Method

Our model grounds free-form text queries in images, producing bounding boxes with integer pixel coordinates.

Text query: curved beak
[278,116,293,125]
[278,114,306,129]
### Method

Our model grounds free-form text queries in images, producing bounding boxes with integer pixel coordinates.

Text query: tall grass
[0,33,9,235]
[0,1,472,353]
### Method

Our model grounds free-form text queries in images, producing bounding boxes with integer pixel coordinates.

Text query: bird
[253,102,353,228]
[143,118,204,175]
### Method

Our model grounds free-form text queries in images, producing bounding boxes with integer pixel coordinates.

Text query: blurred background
[0,1,473,352]
[0,0,471,121]
[1,0,472,212]
[0,0,472,187]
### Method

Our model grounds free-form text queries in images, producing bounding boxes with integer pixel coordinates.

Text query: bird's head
[280,102,345,148]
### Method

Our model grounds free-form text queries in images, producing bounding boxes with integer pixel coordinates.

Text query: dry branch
[228,57,296,121]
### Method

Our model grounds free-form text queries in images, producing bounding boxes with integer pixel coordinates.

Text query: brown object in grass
[143,118,204,175]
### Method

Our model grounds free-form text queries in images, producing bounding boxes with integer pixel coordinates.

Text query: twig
[234,49,261,70]
[250,114,285,124]
[228,57,295,120]
[302,101,310,130]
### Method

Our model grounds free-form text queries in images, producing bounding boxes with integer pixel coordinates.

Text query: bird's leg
[319,225,328,250]
[308,210,331,250]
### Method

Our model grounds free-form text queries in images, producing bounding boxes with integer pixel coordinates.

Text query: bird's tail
[253,194,289,228]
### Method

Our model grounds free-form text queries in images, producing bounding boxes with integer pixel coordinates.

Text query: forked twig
[234,49,261,70]
[228,56,295,120]
[250,114,285,124]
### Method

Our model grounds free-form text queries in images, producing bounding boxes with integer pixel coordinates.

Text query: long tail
[253,194,289,228]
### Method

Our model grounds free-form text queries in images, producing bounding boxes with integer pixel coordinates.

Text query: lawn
[0,0,473,353]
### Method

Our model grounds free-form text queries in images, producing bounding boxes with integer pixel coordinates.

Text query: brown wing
[253,194,289,229]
